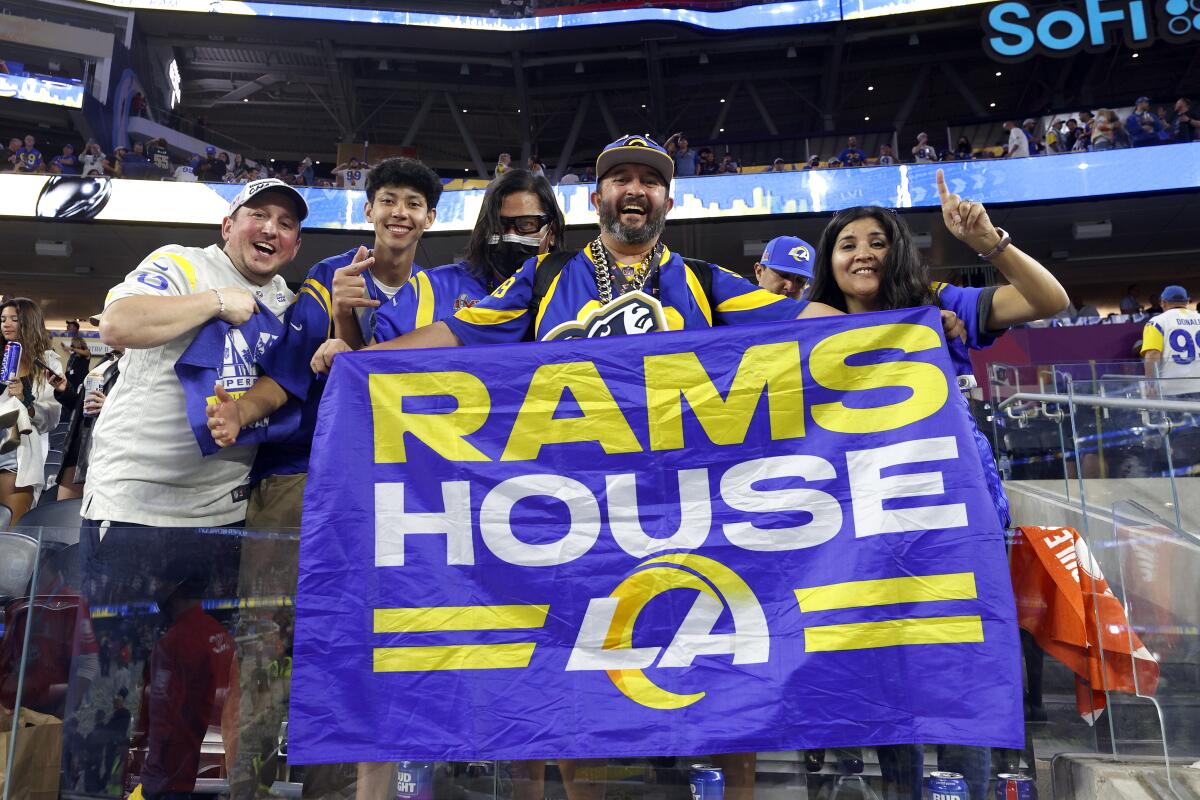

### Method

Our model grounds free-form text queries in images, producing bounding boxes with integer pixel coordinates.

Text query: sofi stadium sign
[984,0,1200,60]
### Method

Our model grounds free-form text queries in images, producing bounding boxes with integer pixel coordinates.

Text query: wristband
[212,288,226,317]
[978,228,1011,260]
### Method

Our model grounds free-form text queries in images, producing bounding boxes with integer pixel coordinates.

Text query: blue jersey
[931,280,1009,527]
[444,245,805,345]
[375,261,490,343]
[252,247,405,479]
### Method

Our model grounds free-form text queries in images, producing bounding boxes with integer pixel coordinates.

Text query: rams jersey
[375,261,490,343]
[1141,308,1200,395]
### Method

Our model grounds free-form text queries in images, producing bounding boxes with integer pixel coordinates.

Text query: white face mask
[486,231,546,248]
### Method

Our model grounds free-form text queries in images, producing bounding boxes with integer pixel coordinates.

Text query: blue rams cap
[596,134,674,183]
[205,145,217,155]
[758,236,814,278]
[1161,285,1189,302]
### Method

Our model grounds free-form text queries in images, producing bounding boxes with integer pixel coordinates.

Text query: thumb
[214,382,234,404]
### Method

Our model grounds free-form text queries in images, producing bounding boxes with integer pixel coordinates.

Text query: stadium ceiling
[128,3,1200,169]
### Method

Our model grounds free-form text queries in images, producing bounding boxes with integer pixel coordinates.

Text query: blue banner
[288,306,1022,763]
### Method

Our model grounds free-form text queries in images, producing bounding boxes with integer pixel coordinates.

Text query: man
[720,152,740,173]
[754,235,813,299]
[912,132,937,163]
[769,158,788,173]
[877,144,896,165]
[3,137,20,171]
[204,158,441,528]
[1141,285,1200,395]
[196,145,226,182]
[1022,118,1040,153]
[1062,118,1080,151]
[1120,283,1142,316]
[334,156,372,189]
[145,137,171,176]
[838,135,866,166]
[60,319,91,389]
[1004,121,1030,158]
[173,154,200,182]
[697,147,718,175]
[1172,98,1199,144]
[83,177,305,534]
[14,134,43,173]
[50,143,79,175]
[1127,96,1164,147]
[665,132,698,177]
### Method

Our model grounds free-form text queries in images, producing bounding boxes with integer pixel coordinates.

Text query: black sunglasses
[500,214,550,235]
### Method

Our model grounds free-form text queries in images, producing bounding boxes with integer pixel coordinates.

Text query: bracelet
[977,228,1011,260]
[212,287,225,317]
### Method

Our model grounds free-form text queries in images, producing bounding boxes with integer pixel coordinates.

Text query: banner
[289,306,1023,763]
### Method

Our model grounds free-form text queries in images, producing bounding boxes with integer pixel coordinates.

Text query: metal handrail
[998,391,1200,414]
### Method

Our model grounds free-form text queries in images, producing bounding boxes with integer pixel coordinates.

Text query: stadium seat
[15,496,82,544]
[0,502,11,530]
[0,531,38,599]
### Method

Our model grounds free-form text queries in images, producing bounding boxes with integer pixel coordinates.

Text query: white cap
[228,178,308,221]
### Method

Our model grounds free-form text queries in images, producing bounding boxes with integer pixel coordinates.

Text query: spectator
[1004,121,1030,158]
[912,132,937,163]
[1112,111,1133,148]
[1072,296,1100,321]
[333,156,371,189]
[1119,283,1142,316]
[124,140,152,177]
[1091,109,1115,150]
[145,137,171,176]
[952,136,973,160]
[1062,119,1081,151]
[130,91,148,118]
[877,144,896,165]
[83,178,306,536]
[14,134,43,173]
[173,154,200,182]
[297,156,315,186]
[227,152,249,182]
[527,156,546,179]
[60,319,91,389]
[837,136,866,166]
[719,152,740,174]
[243,164,263,183]
[50,342,122,501]
[1022,118,1040,153]
[665,133,698,177]
[109,146,128,177]
[754,235,813,299]
[827,157,843,168]
[1172,98,1199,143]
[78,141,108,177]
[697,148,718,175]
[769,157,788,172]
[1044,120,1065,153]
[50,143,79,175]
[804,155,821,170]
[196,145,227,182]
[4,137,20,171]
[494,152,512,177]
[1156,104,1170,127]
[0,298,63,522]
[581,166,596,182]
[1142,285,1200,395]
[1127,96,1164,147]
[559,167,580,184]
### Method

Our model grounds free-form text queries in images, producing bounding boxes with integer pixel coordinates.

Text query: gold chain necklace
[590,237,660,305]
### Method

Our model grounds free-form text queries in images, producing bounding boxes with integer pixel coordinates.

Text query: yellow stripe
[804,616,983,652]
[414,271,436,329]
[684,264,713,326]
[303,277,332,315]
[794,573,977,612]
[374,604,549,633]
[299,286,327,315]
[715,287,787,314]
[150,251,197,290]
[373,643,536,671]
[456,305,527,326]
[930,281,947,298]
[534,269,566,337]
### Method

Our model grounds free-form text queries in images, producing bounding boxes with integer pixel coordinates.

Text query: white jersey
[337,166,370,190]
[1141,308,1200,395]
[1007,127,1030,158]
[84,243,294,527]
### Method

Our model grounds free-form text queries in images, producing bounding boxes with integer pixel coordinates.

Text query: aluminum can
[395,761,433,800]
[995,773,1037,800]
[1,342,20,383]
[689,763,724,800]
[925,771,969,800]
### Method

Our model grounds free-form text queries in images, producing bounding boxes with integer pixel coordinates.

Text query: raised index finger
[936,168,950,203]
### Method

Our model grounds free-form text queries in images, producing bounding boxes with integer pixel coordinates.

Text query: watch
[978,228,1011,260]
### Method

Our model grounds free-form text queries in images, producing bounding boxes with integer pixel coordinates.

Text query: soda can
[689,763,724,800]
[395,761,433,800]
[1,342,21,383]
[84,372,104,396]
[925,771,970,800]
[995,773,1037,800]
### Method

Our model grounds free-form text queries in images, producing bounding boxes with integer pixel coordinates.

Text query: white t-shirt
[1007,127,1030,158]
[80,152,106,177]
[83,243,294,527]
[336,166,370,190]
[1141,307,1200,395]
[173,165,197,182]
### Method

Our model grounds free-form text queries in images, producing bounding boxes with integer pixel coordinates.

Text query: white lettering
[480,474,600,567]
[657,592,736,668]
[605,469,712,558]
[565,597,661,671]
[846,436,968,536]
[720,456,843,550]
[375,481,474,567]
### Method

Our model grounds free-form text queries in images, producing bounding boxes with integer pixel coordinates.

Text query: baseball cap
[228,177,309,221]
[759,236,814,279]
[1023,118,1037,126]
[595,134,674,183]
[1161,285,1189,302]
[1136,96,1150,105]
[205,145,217,155]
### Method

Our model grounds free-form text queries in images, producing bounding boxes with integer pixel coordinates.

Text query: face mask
[487,231,546,279]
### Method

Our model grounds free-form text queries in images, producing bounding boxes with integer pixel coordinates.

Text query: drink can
[689,763,724,800]
[395,761,433,800]
[926,771,969,800]
[995,773,1037,800]
[84,372,104,396]
[1,342,21,383]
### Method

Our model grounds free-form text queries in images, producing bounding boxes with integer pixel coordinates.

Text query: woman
[807,169,1068,529]
[953,135,974,160]
[50,348,121,500]
[1091,109,1115,150]
[228,152,249,183]
[0,298,63,521]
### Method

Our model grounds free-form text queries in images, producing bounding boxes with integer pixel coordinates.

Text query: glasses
[500,214,550,235]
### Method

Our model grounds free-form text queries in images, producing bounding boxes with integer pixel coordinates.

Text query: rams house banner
[289,306,1024,763]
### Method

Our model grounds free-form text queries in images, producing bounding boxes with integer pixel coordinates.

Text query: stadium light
[864,115,870,121]
[460,64,470,75]
[786,46,797,58]
[575,62,584,73]
[995,71,1002,76]
[868,85,874,91]
[989,102,996,107]
[699,53,709,64]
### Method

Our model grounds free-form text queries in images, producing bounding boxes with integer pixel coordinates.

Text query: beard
[599,200,667,246]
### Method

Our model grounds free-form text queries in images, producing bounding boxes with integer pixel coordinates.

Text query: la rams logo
[789,245,811,263]
[566,554,768,709]
[542,291,668,341]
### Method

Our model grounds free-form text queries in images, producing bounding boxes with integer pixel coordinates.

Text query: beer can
[84,372,104,396]
[995,773,1037,800]
[925,771,970,800]
[689,763,724,800]
[1,342,21,383]
[395,761,433,800]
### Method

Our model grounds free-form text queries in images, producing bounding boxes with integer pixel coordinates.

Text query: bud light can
[995,773,1037,800]
[1,342,20,383]
[395,761,433,800]
[689,764,724,800]
[926,771,969,800]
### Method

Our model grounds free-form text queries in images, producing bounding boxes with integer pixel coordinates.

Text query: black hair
[366,157,443,208]
[464,169,564,283]
[808,206,934,312]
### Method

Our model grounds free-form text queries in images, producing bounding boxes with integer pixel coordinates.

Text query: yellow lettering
[645,341,804,450]
[502,361,642,461]
[370,372,492,463]
[809,323,947,434]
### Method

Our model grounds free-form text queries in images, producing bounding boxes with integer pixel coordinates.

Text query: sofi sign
[984,0,1200,60]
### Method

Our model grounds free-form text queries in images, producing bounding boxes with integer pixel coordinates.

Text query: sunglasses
[500,214,550,235]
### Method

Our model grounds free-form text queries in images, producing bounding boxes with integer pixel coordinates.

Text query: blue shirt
[444,245,806,345]
[51,154,78,175]
[375,261,490,343]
